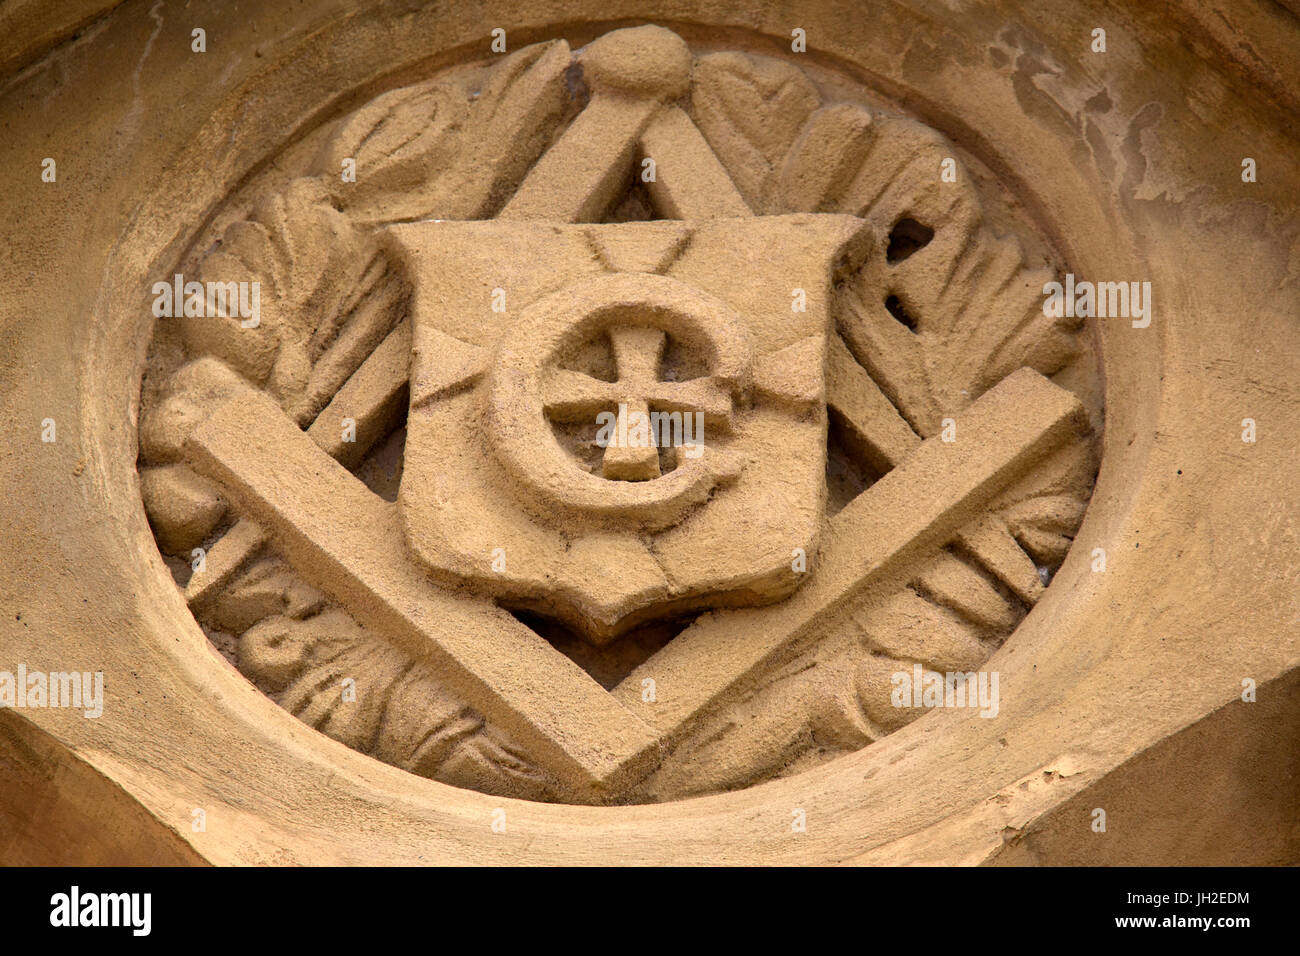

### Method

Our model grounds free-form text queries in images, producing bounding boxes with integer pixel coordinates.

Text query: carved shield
[387,216,868,642]
[127,23,1116,811]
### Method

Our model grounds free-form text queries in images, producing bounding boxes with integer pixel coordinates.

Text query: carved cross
[179,25,1088,800]
[542,325,732,480]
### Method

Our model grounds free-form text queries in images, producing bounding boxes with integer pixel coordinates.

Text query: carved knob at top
[578,25,693,100]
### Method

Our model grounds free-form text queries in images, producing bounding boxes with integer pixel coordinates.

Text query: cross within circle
[540,324,734,481]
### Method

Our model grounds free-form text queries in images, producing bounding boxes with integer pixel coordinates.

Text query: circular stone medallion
[137,23,1102,805]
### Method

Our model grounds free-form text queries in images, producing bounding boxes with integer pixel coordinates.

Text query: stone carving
[137,25,1099,804]
[389,216,865,642]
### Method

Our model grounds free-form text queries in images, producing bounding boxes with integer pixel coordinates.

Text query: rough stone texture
[388,216,860,641]
[129,22,1103,802]
[0,1,1296,864]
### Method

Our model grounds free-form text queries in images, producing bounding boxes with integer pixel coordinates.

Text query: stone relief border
[136,26,1100,804]
[2,0,1292,868]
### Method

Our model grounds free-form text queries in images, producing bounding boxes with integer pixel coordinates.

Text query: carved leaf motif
[647,53,1099,786]
[187,177,404,426]
[991,441,1097,566]
[314,39,571,223]
[827,117,1077,437]
[837,233,1075,438]
[690,52,821,210]
[693,51,1080,436]
[316,81,466,216]
[773,103,875,213]
[425,37,572,218]
[171,44,580,797]
[239,607,554,797]
[156,39,1103,801]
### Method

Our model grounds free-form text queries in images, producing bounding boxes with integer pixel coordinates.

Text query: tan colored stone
[139,463,226,554]
[0,3,1295,865]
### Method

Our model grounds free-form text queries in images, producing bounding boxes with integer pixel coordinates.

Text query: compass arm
[639,107,751,219]
[826,332,923,473]
[497,26,747,226]
[305,318,411,468]
[499,94,659,223]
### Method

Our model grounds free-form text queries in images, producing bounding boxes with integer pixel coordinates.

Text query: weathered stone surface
[139,464,226,554]
[0,2,1295,865]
